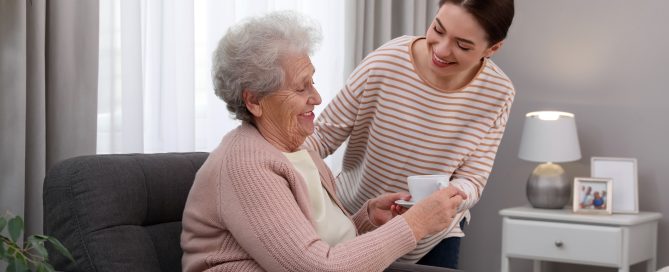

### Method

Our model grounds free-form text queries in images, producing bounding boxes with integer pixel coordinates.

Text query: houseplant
[0,213,73,272]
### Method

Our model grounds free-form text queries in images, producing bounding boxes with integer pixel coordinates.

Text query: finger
[395,205,404,216]
[376,194,394,207]
[399,192,412,201]
[447,189,467,199]
[451,195,465,205]
[436,186,457,197]
[440,186,467,199]
[458,190,468,199]
[451,187,468,199]
[388,192,411,201]
[397,206,408,215]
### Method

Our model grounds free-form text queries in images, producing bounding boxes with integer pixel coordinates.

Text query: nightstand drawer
[503,218,622,266]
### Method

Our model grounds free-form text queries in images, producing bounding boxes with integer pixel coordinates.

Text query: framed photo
[573,177,613,214]
[591,157,639,213]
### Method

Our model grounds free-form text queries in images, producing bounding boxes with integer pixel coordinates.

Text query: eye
[304,80,315,90]
[457,42,472,51]
[433,26,444,35]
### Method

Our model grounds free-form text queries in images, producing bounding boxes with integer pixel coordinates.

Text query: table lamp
[518,111,581,209]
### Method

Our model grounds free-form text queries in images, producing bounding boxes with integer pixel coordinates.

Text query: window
[98,0,346,154]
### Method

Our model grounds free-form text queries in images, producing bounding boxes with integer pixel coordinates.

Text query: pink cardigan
[181,123,416,272]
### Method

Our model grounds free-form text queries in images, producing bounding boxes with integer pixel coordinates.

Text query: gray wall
[460,1,669,271]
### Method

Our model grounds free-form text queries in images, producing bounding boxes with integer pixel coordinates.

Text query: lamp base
[526,162,571,209]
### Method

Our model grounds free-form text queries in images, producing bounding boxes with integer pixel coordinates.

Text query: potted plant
[0,212,73,272]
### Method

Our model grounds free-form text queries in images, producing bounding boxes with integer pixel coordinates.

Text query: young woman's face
[425,3,501,79]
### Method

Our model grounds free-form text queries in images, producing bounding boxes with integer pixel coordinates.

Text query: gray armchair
[43,153,207,272]
[43,153,459,272]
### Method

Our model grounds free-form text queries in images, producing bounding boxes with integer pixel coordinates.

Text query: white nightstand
[499,206,662,272]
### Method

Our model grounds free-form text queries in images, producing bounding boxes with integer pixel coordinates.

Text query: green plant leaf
[33,234,49,240]
[8,216,23,243]
[27,236,48,259]
[7,258,16,272]
[7,254,30,272]
[47,237,74,263]
[0,242,6,260]
[28,235,48,243]
[0,216,7,233]
[44,262,55,272]
[7,245,18,257]
[35,245,48,260]
[36,262,55,272]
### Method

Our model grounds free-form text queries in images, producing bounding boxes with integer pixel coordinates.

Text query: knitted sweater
[181,123,417,272]
[304,36,515,262]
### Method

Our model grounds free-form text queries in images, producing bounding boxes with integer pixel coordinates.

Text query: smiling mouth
[298,111,314,117]
[432,51,455,66]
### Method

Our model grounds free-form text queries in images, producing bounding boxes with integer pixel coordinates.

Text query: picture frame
[573,177,613,214]
[591,157,639,213]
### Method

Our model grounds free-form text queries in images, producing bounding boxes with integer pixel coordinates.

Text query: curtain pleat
[25,0,47,239]
[0,0,99,237]
[0,0,28,235]
[344,0,439,77]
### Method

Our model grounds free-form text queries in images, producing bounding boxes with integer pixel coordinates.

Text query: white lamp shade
[518,111,582,163]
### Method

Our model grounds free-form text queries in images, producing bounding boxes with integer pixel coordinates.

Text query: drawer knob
[554,240,564,248]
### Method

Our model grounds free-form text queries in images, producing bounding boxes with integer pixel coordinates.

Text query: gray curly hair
[212,11,322,123]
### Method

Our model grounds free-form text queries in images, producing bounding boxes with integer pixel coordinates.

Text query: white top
[283,150,357,246]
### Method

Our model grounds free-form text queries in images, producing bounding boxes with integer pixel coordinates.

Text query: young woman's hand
[367,192,411,226]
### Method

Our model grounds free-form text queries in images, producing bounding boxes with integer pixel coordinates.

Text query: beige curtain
[343,0,440,75]
[0,0,99,236]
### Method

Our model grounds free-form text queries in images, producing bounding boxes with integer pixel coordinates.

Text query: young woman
[305,0,515,268]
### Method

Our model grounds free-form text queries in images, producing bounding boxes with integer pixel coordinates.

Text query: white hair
[212,10,322,123]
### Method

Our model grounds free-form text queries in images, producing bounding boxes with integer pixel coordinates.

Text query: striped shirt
[304,36,515,262]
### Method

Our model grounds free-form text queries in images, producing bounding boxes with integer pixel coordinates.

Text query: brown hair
[438,0,514,46]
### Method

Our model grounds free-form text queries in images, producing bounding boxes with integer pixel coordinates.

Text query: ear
[242,89,262,118]
[484,40,504,58]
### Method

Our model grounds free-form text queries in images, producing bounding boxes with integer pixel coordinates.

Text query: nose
[309,86,322,105]
[434,41,453,58]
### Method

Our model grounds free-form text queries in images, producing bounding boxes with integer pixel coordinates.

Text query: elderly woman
[180,11,465,272]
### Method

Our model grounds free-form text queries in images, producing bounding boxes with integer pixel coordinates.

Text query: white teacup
[407,175,451,203]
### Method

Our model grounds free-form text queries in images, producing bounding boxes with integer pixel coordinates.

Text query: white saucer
[394,200,415,208]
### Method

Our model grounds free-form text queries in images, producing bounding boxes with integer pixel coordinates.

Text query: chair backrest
[43,152,208,272]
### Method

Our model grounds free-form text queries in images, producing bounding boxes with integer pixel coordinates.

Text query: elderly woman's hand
[402,186,467,241]
[367,192,411,226]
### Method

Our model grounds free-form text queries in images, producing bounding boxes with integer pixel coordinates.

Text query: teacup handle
[437,180,450,189]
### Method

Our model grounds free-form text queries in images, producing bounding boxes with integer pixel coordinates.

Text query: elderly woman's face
[255,53,321,151]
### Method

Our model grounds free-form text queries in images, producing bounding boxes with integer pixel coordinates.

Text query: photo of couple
[579,185,607,210]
